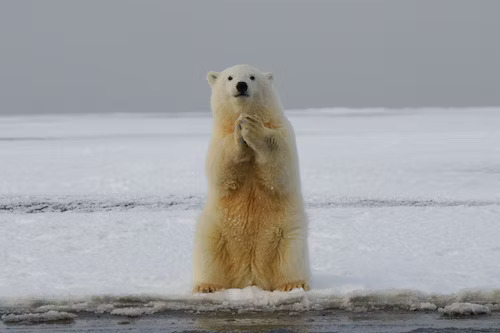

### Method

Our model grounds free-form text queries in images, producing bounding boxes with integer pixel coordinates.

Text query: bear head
[207,64,283,127]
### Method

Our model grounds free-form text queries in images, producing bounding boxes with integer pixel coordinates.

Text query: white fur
[193,64,310,293]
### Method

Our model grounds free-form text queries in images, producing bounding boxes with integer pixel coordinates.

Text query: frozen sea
[0,108,499,330]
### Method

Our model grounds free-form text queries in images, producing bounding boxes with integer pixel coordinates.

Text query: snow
[416,302,437,311]
[4,206,497,298]
[1,108,499,200]
[0,108,499,320]
[439,302,491,316]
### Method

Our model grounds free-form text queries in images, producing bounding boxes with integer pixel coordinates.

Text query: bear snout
[236,81,248,94]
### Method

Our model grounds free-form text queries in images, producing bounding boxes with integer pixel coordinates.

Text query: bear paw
[237,114,267,149]
[275,281,311,292]
[193,283,224,293]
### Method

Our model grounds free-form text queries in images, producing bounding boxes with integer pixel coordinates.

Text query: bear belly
[217,181,288,289]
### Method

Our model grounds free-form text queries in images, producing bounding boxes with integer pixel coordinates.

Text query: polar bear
[193,64,310,293]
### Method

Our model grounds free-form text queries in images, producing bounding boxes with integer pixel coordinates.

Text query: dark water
[2,311,500,333]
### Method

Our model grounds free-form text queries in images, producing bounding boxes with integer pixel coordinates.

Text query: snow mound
[411,302,437,311]
[1,310,76,323]
[439,302,491,316]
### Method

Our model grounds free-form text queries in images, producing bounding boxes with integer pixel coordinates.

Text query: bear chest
[218,181,286,235]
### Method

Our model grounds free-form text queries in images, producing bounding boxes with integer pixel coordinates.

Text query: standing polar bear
[193,64,310,293]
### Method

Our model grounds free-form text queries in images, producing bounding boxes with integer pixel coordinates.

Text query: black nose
[236,81,248,93]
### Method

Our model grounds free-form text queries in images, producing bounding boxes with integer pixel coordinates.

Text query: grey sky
[1,0,499,115]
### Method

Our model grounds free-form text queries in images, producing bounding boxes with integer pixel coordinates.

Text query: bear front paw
[275,281,310,292]
[193,283,225,294]
[238,115,266,149]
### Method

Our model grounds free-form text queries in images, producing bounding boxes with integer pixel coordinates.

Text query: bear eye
[250,75,255,80]
[228,76,233,81]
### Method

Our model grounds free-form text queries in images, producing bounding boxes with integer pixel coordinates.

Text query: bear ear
[265,72,274,81]
[207,71,219,86]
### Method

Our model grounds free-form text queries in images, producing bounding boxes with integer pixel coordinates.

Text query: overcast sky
[0,0,499,115]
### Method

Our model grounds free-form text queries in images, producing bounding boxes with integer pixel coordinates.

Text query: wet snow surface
[1,108,500,323]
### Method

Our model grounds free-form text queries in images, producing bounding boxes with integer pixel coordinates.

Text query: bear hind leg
[193,222,232,293]
[270,227,311,292]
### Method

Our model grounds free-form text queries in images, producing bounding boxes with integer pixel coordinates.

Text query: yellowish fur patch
[216,178,289,289]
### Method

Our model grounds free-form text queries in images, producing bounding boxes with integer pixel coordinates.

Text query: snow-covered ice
[0,108,499,320]
[1,310,76,323]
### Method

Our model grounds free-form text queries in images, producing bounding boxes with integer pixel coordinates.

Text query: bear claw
[275,281,310,292]
[193,283,224,293]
